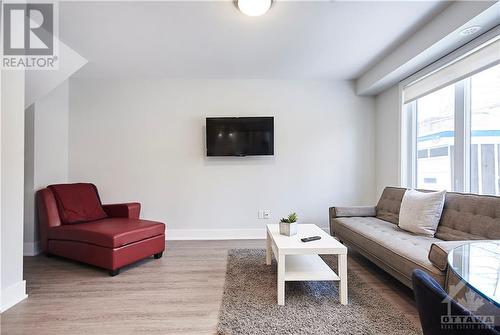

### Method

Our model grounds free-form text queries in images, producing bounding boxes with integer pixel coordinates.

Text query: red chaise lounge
[37,183,166,276]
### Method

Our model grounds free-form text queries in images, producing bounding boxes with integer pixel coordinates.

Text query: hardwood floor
[1,240,420,334]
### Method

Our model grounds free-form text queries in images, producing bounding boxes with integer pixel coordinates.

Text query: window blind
[403,38,500,104]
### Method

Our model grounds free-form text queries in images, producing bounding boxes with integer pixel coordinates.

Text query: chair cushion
[333,216,444,277]
[48,183,107,224]
[48,218,165,248]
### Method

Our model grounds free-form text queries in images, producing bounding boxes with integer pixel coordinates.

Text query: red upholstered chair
[37,183,166,276]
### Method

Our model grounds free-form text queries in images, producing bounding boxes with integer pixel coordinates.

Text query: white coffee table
[266,223,348,305]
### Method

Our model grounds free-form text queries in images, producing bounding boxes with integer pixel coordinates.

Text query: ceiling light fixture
[460,26,482,36]
[237,0,273,17]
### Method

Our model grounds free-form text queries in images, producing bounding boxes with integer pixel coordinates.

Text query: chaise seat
[48,218,165,249]
[37,183,166,276]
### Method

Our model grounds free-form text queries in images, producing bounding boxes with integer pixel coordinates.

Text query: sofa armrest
[330,206,376,218]
[103,203,141,219]
[329,206,376,237]
[37,188,63,253]
[428,241,482,271]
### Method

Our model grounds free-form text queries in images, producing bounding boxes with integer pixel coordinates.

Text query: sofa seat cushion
[48,218,165,248]
[334,217,443,277]
[48,183,107,224]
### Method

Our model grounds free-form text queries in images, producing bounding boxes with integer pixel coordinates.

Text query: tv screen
[206,117,274,156]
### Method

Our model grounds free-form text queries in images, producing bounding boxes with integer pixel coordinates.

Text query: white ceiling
[60,1,450,80]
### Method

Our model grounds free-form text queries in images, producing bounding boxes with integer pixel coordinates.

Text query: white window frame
[404,79,471,191]
[399,27,500,191]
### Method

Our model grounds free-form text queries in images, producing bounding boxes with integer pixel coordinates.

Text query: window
[403,40,500,195]
[470,65,500,195]
[415,85,455,191]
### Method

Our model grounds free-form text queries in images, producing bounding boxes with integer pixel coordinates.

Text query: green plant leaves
[280,212,298,223]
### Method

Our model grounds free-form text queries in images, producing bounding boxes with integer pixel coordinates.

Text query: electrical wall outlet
[258,210,271,219]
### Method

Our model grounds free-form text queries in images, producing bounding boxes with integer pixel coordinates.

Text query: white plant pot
[279,222,298,236]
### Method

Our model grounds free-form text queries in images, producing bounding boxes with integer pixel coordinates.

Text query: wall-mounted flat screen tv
[206,117,274,156]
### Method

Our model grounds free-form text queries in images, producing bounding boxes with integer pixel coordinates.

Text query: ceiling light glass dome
[237,0,272,17]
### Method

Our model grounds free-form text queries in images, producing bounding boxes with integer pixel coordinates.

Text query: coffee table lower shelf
[284,254,340,281]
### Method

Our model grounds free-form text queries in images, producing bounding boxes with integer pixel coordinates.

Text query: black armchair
[412,269,499,335]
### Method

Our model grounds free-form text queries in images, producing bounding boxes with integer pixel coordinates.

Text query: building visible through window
[404,63,500,195]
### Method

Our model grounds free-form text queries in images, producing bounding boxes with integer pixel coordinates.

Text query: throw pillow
[398,189,446,237]
[49,183,107,224]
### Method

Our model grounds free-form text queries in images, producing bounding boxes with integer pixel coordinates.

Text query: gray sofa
[329,186,500,288]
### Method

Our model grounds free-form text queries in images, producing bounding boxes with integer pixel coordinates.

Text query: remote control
[301,236,321,243]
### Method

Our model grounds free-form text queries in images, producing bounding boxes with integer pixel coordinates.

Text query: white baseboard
[166,226,330,240]
[167,229,266,240]
[24,241,41,256]
[1,280,27,313]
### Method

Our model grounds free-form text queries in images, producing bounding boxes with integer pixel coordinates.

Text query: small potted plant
[279,212,298,236]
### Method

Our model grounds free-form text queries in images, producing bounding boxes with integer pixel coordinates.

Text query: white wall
[374,85,401,197]
[356,1,499,95]
[34,82,69,189]
[25,39,86,108]
[69,79,376,239]
[24,105,36,254]
[24,81,69,255]
[1,70,28,312]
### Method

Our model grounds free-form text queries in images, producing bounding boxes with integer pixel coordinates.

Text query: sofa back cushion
[48,183,107,224]
[436,192,500,241]
[376,187,406,224]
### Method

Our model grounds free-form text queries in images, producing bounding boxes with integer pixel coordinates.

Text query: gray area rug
[217,249,422,335]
